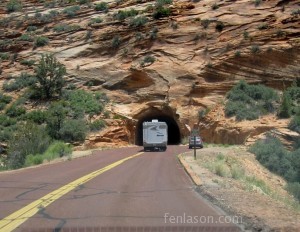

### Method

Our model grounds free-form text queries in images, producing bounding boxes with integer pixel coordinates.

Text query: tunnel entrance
[135,112,181,146]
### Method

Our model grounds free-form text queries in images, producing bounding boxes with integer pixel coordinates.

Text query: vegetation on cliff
[0,54,108,170]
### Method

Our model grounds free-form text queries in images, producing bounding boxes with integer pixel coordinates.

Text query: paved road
[0,146,241,231]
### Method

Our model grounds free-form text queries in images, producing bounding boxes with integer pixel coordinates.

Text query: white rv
[143,120,168,151]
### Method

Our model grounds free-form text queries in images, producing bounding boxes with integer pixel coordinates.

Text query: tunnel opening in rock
[135,110,181,146]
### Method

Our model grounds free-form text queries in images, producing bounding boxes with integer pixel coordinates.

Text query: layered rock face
[0,0,299,146]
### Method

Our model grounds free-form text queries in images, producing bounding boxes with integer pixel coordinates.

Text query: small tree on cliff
[35,54,66,99]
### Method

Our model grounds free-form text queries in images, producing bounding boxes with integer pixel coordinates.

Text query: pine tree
[35,54,66,99]
[278,92,292,118]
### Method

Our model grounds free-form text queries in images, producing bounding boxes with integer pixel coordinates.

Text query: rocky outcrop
[0,0,299,146]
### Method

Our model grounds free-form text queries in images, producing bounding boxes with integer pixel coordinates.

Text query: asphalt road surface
[0,146,241,231]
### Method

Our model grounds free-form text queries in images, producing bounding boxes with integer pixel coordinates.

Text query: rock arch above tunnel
[134,106,181,146]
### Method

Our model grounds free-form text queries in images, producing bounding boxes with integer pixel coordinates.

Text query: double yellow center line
[0,152,143,232]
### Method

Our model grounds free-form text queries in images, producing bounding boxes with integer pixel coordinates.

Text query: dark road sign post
[194,135,196,160]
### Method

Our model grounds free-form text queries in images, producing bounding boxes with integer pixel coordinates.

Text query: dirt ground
[180,146,300,232]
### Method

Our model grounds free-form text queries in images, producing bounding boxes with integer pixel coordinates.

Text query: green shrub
[5,105,26,118]
[249,135,298,182]
[94,2,108,12]
[25,154,43,166]
[215,163,231,177]
[111,36,121,48]
[251,45,260,53]
[27,26,38,32]
[225,80,278,121]
[53,24,81,33]
[257,23,268,30]
[153,7,171,19]
[0,93,12,105]
[20,59,36,66]
[0,53,10,60]
[254,0,261,7]
[34,36,49,47]
[289,113,300,133]
[0,114,16,127]
[114,9,138,21]
[211,3,219,10]
[201,19,211,29]
[278,92,292,118]
[25,110,47,124]
[59,119,87,143]
[42,141,72,160]
[155,0,172,7]
[63,5,80,17]
[284,86,300,115]
[286,182,300,202]
[129,16,148,27]
[0,125,14,142]
[3,73,37,92]
[90,119,106,132]
[19,33,33,42]
[141,55,155,66]
[34,54,66,99]
[231,165,245,180]
[64,90,104,118]
[46,102,68,139]
[215,21,224,32]
[88,17,103,25]
[244,176,271,194]
[7,123,51,169]
[6,0,22,13]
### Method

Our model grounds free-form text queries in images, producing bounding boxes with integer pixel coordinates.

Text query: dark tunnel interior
[136,115,181,145]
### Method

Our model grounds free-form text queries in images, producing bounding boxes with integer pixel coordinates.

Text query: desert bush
[53,24,81,33]
[111,36,121,48]
[19,34,34,42]
[88,17,102,25]
[278,92,292,118]
[129,16,148,27]
[114,9,138,21]
[94,2,108,12]
[27,26,38,32]
[225,80,278,121]
[215,21,224,32]
[63,5,80,17]
[3,73,37,92]
[249,135,298,182]
[42,141,72,160]
[34,36,49,47]
[7,123,51,169]
[201,19,211,29]
[153,7,171,19]
[251,45,260,53]
[0,53,10,60]
[231,165,245,180]
[64,90,104,119]
[25,110,47,124]
[5,104,26,118]
[254,0,261,7]
[286,182,300,202]
[141,55,155,66]
[289,115,300,133]
[257,23,268,30]
[6,0,22,13]
[46,102,68,139]
[90,119,106,132]
[211,3,219,10]
[20,59,36,66]
[34,54,66,99]
[155,0,172,7]
[0,93,12,105]
[0,114,16,127]
[59,119,87,143]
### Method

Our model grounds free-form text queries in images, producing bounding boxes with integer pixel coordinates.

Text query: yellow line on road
[0,152,144,232]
